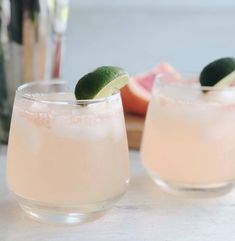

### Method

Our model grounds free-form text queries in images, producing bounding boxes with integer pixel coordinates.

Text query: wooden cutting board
[124,113,145,150]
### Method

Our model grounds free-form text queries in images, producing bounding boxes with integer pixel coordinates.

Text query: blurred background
[0,0,235,142]
[63,0,235,81]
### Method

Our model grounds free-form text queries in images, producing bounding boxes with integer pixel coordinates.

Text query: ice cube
[30,101,49,113]
[15,113,41,154]
[52,116,109,140]
[109,114,125,142]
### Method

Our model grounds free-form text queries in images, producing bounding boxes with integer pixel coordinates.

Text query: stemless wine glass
[7,81,129,224]
[141,73,235,196]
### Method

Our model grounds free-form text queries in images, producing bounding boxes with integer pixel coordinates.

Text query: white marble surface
[1,146,235,241]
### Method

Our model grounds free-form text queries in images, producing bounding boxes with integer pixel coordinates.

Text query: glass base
[154,177,234,198]
[144,167,234,198]
[14,193,124,224]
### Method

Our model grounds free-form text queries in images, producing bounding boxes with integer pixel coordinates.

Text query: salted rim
[16,80,120,105]
[155,73,235,92]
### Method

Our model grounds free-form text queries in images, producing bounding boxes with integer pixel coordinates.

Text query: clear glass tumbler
[141,73,235,197]
[7,81,129,224]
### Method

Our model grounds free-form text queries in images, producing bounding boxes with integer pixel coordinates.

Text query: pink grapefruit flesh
[121,62,179,115]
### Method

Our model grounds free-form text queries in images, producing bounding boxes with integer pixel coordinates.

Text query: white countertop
[1,146,235,241]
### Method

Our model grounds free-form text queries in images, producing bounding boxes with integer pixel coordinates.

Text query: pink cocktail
[7,81,129,223]
[141,74,235,196]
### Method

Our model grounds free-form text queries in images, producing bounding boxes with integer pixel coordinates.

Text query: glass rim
[155,73,235,92]
[16,80,120,105]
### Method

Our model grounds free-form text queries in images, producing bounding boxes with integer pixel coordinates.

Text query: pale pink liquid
[141,84,235,188]
[7,93,129,208]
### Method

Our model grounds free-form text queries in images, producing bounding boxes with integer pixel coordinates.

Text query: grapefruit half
[121,63,178,115]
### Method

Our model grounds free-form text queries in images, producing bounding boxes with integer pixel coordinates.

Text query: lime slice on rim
[199,57,235,87]
[214,70,235,88]
[75,66,129,100]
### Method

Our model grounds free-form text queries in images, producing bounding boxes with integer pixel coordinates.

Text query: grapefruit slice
[121,63,178,115]
[121,77,151,115]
